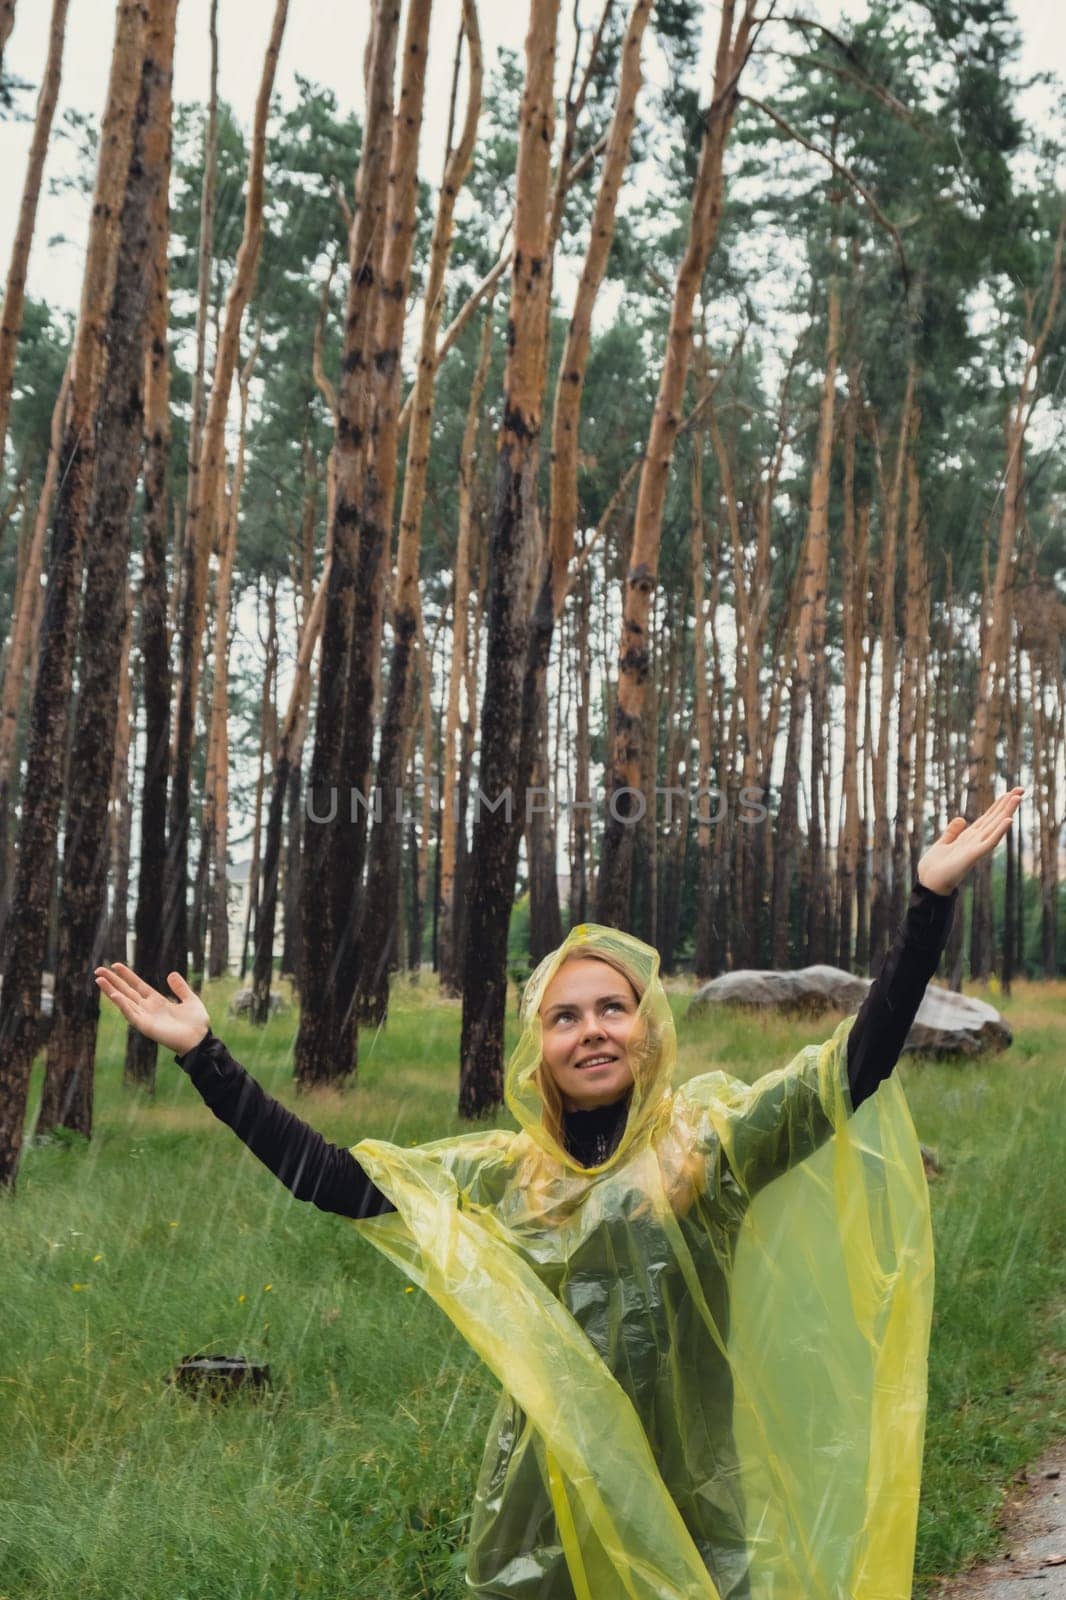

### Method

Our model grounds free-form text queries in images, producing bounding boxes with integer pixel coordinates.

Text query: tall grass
[1,973,1062,1598]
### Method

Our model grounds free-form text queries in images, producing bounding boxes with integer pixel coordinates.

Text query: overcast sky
[1,0,1063,319]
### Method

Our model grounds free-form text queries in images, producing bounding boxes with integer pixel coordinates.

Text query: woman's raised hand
[94,963,211,1057]
[916,787,1025,897]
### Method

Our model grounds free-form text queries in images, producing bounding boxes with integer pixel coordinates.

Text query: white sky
[1,0,1063,318]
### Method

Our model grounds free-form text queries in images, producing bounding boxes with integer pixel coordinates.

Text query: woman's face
[538,957,639,1113]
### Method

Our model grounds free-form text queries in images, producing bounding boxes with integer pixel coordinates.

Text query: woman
[95,788,1024,1599]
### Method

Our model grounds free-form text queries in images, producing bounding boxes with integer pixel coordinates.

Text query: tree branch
[741,92,911,290]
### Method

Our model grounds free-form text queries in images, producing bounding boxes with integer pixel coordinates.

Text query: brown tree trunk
[868,364,915,969]
[126,0,175,1087]
[439,298,495,994]
[598,0,756,925]
[657,610,686,968]
[36,2,174,1140]
[523,0,653,966]
[910,537,931,890]
[0,1,15,81]
[569,556,592,929]
[770,243,839,969]
[207,331,258,980]
[892,430,923,928]
[242,582,277,982]
[0,0,146,1187]
[295,0,399,1088]
[0,0,70,482]
[690,432,716,979]
[458,0,559,1118]
[337,0,431,1054]
[837,367,864,970]
[177,0,218,692]
[164,0,287,984]
[412,593,439,977]
[105,579,135,966]
[357,0,478,1024]
[855,499,873,973]
[0,363,69,947]
[251,557,324,1022]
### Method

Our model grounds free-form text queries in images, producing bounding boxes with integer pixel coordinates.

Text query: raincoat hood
[350,926,935,1600]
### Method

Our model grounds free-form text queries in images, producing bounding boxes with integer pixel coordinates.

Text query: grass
[1,970,1062,1598]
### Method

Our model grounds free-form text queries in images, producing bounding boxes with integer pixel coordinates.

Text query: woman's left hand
[917,787,1025,896]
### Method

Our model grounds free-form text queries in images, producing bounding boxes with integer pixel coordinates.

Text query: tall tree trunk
[569,555,592,929]
[910,537,931,890]
[336,0,431,1057]
[251,559,323,1022]
[0,362,69,949]
[36,1,174,1140]
[357,0,477,1024]
[0,0,146,1188]
[126,0,175,1087]
[837,366,864,970]
[439,298,495,994]
[295,0,398,1088]
[412,594,439,977]
[523,0,653,963]
[691,432,716,979]
[868,364,915,970]
[0,0,16,83]
[164,0,287,984]
[598,0,756,926]
[770,240,839,968]
[178,0,218,672]
[242,582,277,982]
[892,429,923,928]
[207,331,258,979]
[106,579,135,965]
[0,0,70,483]
[458,0,559,1118]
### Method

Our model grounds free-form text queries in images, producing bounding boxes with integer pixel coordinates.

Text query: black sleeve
[846,878,958,1113]
[174,1030,397,1220]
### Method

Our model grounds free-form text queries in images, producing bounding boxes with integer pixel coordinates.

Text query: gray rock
[228,987,287,1018]
[687,964,1011,1056]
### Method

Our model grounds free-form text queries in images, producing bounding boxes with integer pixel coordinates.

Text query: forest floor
[4,973,1062,1599]
[932,1434,1066,1598]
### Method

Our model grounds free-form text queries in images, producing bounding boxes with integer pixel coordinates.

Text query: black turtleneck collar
[562,1093,631,1168]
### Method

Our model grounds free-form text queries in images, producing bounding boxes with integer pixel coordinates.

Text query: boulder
[687,963,1011,1056]
[228,987,288,1019]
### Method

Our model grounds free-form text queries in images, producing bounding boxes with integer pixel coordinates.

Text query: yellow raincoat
[351,923,934,1599]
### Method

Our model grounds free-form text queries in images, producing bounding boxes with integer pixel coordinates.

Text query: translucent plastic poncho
[350,923,934,1599]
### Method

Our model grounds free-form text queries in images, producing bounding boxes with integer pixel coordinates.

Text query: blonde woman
[95,787,1023,1599]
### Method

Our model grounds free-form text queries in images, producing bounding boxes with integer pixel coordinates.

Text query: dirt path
[931,1441,1065,1598]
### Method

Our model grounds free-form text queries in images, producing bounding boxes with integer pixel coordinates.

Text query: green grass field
[2,972,1063,1599]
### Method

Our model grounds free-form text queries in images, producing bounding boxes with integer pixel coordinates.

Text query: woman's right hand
[94,963,211,1057]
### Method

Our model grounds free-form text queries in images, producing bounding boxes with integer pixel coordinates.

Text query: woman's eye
[554,1002,624,1024]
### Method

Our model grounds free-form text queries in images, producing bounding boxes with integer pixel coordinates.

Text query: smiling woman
[91,790,1024,1599]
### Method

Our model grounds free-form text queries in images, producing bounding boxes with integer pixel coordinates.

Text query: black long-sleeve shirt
[174,880,956,1221]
